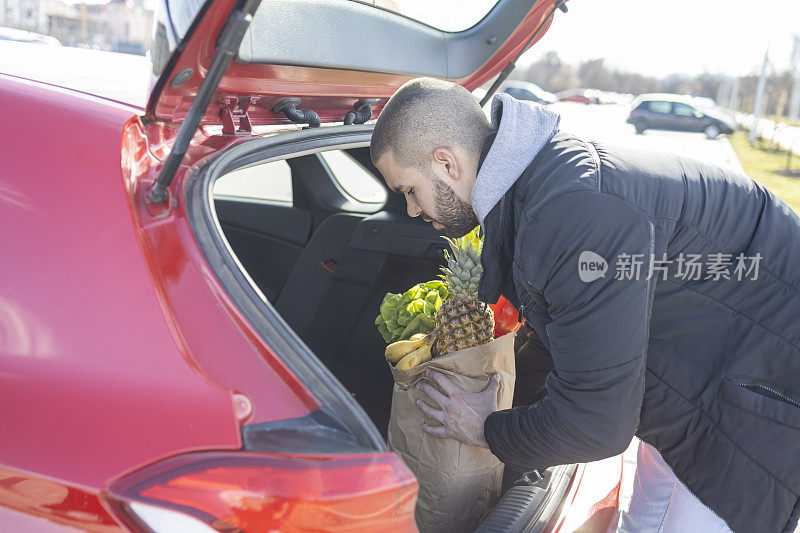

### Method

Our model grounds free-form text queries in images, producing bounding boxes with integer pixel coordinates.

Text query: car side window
[318,150,387,205]
[673,103,696,117]
[647,100,672,114]
[213,160,293,204]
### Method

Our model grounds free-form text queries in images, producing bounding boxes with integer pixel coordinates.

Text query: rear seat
[275,213,364,338]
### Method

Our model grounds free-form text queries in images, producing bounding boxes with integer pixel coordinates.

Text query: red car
[0,0,623,531]
[556,88,600,104]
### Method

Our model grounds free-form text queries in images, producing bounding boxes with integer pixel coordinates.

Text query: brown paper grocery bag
[387,331,516,533]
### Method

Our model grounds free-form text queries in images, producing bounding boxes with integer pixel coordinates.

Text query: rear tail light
[104,451,418,533]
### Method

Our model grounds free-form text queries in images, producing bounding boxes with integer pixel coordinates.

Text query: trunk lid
[147,0,563,128]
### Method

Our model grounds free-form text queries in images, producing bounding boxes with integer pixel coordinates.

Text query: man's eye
[408,188,414,196]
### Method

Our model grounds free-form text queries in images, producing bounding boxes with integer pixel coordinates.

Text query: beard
[429,172,480,238]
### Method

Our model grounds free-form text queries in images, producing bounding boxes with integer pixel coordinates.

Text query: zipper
[732,380,800,409]
[517,293,534,324]
[495,194,507,251]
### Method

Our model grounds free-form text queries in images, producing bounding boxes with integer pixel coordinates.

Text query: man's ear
[432,147,459,181]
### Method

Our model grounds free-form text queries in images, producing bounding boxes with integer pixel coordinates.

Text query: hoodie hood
[471,93,560,226]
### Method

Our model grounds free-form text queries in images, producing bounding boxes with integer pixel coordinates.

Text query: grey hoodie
[471,93,561,227]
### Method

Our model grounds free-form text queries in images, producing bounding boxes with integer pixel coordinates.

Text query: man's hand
[415,370,501,448]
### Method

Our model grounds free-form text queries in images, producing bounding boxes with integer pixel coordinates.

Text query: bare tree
[519,51,795,119]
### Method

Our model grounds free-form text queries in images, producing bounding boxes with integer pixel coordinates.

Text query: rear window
[647,100,672,114]
[213,160,293,204]
[352,0,499,32]
[319,150,387,205]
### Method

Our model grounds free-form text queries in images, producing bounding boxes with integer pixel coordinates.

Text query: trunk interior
[186,127,580,532]
[211,138,447,437]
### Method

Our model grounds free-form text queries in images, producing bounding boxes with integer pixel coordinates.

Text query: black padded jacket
[478,130,800,533]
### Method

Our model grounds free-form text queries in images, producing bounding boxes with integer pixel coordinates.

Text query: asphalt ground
[551,101,744,173]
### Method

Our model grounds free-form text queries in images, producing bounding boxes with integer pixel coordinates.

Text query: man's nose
[406,197,422,218]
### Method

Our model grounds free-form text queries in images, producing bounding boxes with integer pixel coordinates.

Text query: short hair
[370,77,491,170]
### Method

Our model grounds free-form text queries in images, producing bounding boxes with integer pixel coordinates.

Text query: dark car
[501,80,557,105]
[627,94,737,139]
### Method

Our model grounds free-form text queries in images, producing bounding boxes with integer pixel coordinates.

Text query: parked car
[627,94,737,138]
[596,91,634,106]
[556,88,600,104]
[0,0,624,531]
[501,80,557,105]
[0,26,61,45]
[690,96,720,111]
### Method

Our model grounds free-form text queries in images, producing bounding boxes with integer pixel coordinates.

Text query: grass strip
[727,130,800,213]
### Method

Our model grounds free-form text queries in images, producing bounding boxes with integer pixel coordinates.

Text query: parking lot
[551,101,744,174]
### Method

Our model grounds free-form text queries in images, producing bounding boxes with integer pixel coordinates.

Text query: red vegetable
[488,296,522,337]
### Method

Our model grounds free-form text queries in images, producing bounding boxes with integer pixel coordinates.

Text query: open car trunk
[138,1,624,530]
[184,125,591,532]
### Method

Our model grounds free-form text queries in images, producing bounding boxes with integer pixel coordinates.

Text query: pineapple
[432,228,495,357]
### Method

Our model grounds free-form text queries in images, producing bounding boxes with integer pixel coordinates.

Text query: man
[370,77,800,533]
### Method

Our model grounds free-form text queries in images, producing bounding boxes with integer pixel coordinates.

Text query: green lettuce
[375,280,449,344]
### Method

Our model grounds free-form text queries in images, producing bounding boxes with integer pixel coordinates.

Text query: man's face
[376,150,479,238]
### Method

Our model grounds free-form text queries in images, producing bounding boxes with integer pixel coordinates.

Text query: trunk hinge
[221,96,255,135]
[148,0,262,205]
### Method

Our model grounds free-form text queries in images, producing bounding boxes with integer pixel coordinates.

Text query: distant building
[102,0,152,55]
[46,1,107,48]
[1,0,152,55]
[0,0,47,33]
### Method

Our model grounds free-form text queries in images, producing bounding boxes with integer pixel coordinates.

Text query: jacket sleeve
[484,190,656,472]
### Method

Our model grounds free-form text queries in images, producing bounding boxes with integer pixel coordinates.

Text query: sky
[75,0,799,78]
[516,0,800,77]
[367,0,800,77]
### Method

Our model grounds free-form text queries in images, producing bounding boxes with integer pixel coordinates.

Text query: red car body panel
[121,115,320,423]
[553,455,623,533]
[149,0,559,127]
[0,74,315,531]
[0,465,123,532]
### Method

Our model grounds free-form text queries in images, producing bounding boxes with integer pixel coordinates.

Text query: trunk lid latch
[221,96,256,135]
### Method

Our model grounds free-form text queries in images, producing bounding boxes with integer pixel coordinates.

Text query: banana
[395,343,432,371]
[385,334,429,363]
